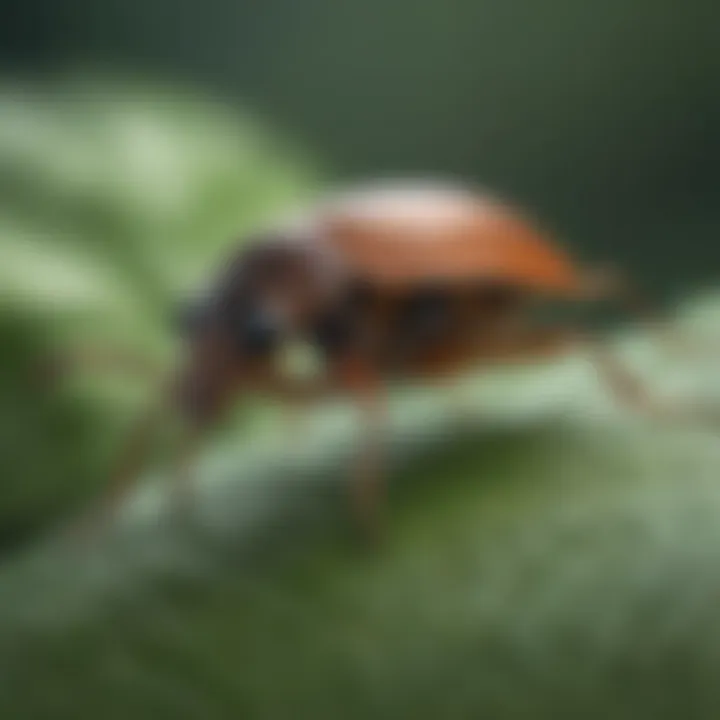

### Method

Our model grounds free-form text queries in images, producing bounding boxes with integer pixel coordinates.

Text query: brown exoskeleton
[65,181,712,540]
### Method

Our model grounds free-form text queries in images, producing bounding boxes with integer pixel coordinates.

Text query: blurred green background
[4,0,719,293]
[0,1,720,718]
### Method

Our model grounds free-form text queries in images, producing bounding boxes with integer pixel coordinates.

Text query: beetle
[71,179,699,539]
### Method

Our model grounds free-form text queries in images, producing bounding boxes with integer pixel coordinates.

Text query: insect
[69,180,700,539]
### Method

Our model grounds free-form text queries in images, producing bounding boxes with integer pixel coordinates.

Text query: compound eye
[239,307,282,355]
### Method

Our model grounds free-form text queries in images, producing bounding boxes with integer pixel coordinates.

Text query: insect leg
[579,267,719,422]
[348,384,387,543]
[499,323,714,425]
[72,381,172,538]
[163,418,211,520]
[588,340,718,424]
[328,358,389,543]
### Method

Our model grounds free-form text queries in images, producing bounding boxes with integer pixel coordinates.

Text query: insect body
[85,180,675,539]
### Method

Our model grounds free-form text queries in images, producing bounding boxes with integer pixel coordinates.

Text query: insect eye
[239,308,282,355]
